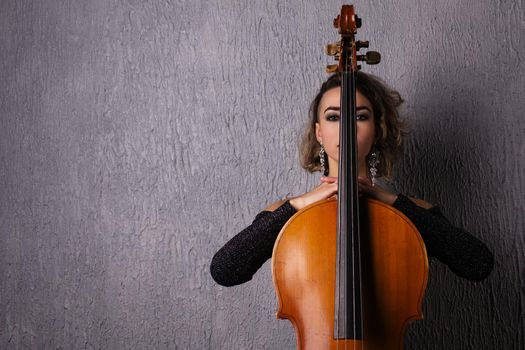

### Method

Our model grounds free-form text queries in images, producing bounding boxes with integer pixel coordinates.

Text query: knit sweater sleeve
[210,201,297,286]
[210,196,494,287]
[392,194,494,281]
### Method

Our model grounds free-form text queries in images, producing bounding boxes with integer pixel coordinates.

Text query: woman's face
[315,87,376,177]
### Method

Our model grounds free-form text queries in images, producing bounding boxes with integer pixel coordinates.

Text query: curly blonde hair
[299,72,407,178]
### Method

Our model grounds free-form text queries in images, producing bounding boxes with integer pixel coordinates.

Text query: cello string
[356,80,363,350]
[334,219,346,350]
[358,169,364,350]
[353,73,362,350]
[338,227,340,346]
[349,69,356,350]
[352,70,359,350]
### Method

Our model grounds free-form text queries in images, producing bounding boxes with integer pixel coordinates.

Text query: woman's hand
[354,176,398,205]
[288,179,338,211]
[289,176,398,211]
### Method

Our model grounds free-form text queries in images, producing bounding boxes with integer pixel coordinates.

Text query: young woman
[210,72,494,287]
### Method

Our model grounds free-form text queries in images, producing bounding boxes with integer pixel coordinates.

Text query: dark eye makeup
[324,113,370,122]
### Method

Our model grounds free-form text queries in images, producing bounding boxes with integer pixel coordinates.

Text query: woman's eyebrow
[324,106,340,113]
[323,106,371,113]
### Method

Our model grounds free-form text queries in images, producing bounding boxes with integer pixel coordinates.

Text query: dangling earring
[319,142,326,175]
[368,149,380,186]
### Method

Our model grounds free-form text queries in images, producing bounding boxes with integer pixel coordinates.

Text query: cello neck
[329,4,380,340]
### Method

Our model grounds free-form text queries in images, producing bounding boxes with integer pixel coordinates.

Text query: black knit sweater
[210,194,494,287]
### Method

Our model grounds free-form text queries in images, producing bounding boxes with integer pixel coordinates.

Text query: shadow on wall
[395,66,515,349]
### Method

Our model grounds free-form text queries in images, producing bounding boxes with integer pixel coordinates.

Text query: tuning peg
[357,51,381,65]
[364,51,381,64]
[356,40,369,50]
[333,15,340,29]
[326,64,339,73]
[355,15,362,28]
[325,42,341,56]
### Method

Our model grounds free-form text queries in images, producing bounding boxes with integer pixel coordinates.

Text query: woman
[210,72,493,287]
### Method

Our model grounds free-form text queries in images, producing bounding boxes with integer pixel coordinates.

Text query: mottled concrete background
[1,0,523,349]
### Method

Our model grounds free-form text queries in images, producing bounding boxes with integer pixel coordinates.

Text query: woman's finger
[318,182,338,198]
[357,176,372,186]
[320,176,338,184]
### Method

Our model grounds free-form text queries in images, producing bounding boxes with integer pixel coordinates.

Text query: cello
[272,5,428,349]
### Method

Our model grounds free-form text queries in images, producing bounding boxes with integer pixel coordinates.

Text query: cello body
[272,197,428,350]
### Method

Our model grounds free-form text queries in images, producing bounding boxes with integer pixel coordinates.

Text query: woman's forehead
[319,87,373,111]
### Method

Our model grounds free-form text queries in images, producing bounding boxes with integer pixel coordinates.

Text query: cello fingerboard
[333,69,363,340]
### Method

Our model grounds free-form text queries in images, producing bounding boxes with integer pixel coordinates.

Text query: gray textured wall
[0,0,523,349]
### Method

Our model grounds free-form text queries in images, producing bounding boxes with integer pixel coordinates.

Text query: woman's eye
[326,114,339,122]
[325,114,370,122]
